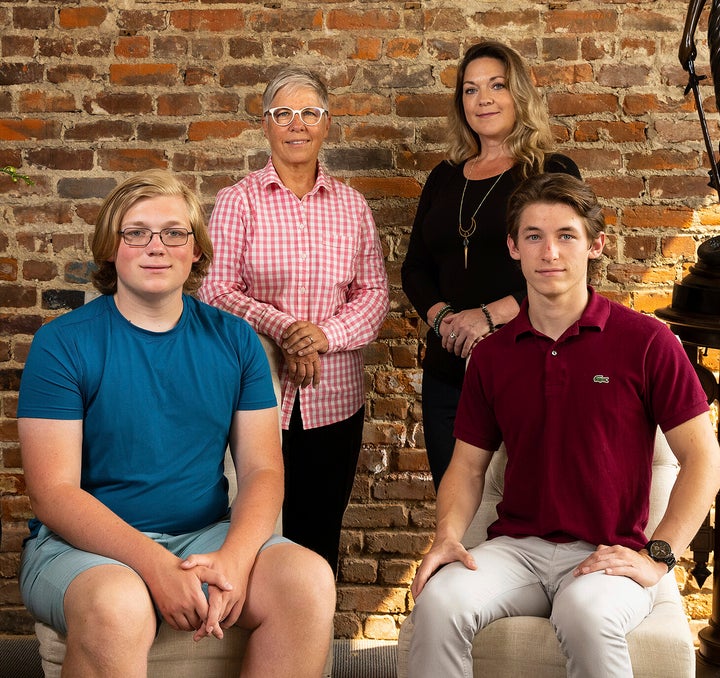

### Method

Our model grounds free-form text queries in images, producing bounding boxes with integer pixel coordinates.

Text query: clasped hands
[440,308,491,359]
[150,551,246,642]
[281,320,328,389]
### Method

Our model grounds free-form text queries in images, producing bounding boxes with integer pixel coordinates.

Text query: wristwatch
[644,540,677,572]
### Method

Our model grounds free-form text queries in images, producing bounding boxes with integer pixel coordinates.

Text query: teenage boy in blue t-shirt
[17,169,335,677]
[408,173,720,678]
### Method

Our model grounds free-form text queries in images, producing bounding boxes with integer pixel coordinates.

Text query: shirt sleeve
[318,198,389,352]
[644,323,710,432]
[401,162,447,323]
[453,346,504,452]
[18,323,84,420]
[198,185,297,343]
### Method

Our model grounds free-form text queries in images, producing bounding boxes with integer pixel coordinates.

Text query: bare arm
[442,295,521,358]
[411,440,493,598]
[182,406,284,639]
[19,418,230,632]
[650,413,720,558]
[575,413,720,586]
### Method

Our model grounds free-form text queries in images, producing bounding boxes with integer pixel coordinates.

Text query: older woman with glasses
[200,66,389,576]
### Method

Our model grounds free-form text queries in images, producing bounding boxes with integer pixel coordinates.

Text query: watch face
[649,541,671,558]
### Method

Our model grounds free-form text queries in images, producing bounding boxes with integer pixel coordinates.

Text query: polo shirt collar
[512,286,611,342]
[260,158,332,196]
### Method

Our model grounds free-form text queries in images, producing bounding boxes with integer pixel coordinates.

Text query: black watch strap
[644,540,677,572]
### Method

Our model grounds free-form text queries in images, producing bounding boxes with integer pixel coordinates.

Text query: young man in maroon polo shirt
[408,173,720,678]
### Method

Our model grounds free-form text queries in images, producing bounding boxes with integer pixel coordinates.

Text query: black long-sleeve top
[401,154,581,389]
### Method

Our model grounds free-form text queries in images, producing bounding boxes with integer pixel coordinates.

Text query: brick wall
[1,0,719,641]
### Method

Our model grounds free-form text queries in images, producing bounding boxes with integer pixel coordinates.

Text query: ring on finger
[449,331,456,339]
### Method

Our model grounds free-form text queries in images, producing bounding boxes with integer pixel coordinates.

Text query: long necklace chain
[458,156,506,269]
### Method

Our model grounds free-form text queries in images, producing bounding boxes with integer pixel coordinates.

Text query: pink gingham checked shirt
[199,159,389,430]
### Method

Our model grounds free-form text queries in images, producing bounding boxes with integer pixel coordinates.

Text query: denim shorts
[20,519,290,635]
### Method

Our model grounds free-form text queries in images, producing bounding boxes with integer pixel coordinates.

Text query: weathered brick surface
[1,0,719,643]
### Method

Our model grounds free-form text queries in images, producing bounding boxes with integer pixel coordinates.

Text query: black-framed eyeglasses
[118,227,194,247]
[264,106,328,127]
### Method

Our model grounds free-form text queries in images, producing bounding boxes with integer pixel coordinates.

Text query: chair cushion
[397,574,695,678]
[36,621,333,678]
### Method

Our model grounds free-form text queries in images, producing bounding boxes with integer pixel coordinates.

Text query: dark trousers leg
[421,371,462,491]
[281,397,364,576]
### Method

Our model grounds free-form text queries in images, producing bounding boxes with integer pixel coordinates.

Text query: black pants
[281,396,364,576]
[421,371,462,490]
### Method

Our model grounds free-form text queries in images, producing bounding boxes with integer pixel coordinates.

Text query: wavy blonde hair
[91,169,213,295]
[447,40,554,178]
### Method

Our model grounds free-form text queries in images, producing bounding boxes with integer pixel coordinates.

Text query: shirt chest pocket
[320,233,359,284]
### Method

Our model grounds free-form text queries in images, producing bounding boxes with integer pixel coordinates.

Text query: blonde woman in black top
[402,40,580,488]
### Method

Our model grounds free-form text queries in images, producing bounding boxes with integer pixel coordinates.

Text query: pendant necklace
[458,156,506,269]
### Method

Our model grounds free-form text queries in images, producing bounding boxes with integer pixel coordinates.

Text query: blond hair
[447,40,554,179]
[91,169,212,295]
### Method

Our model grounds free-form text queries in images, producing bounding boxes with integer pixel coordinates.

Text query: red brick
[386,38,422,59]
[396,93,450,118]
[117,10,166,32]
[0,119,61,141]
[171,9,246,32]
[0,259,18,282]
[249,9,322,31]
[59,7,107,29]
[2,36,34,57]
[574,120,647,143]
[476,9,540,30]
[27,148,94,171]
[533,63,593,87]
[97,148,167,172]
[624,236,657,260]
[596,64,651,88]
[12,6,54,30]
[607,263,677,286]
[65,120,134,142]
[547,92,619,116]
[348,177,421,200]
[622,94,694,116]
[115,36,151,59]
[327,9,401,30]
[83,92,153,116]
[649,175,715,201]
[110,64,178,87]
[633,291,674,315]
[187,120,253,141]
[38,37,74,58]
[46,65,96,83]
[19,90,77,113]
[626,150,698,172]
[350,37,383,61]
[661,236,698,259]
[622,205,694,230]
[546,9,617,33]
[0,63,44,86]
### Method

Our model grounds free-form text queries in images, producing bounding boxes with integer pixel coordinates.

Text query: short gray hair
[262,67,329,113]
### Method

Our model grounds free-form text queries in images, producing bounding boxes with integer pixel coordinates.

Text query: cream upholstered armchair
[33,449,333,678]
[32,334,333,678]
[396,432,696,678]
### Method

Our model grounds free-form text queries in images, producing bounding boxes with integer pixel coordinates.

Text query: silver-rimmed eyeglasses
[264,106,328,127]
[118,228,194,247]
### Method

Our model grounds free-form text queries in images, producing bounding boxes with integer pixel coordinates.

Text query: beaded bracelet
[432,304,454,337]
[480,303,495,334]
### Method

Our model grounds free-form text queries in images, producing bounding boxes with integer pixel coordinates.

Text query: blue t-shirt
[18,294,276,537]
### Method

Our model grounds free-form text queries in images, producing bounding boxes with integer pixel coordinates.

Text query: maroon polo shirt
[455,288,709,550]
